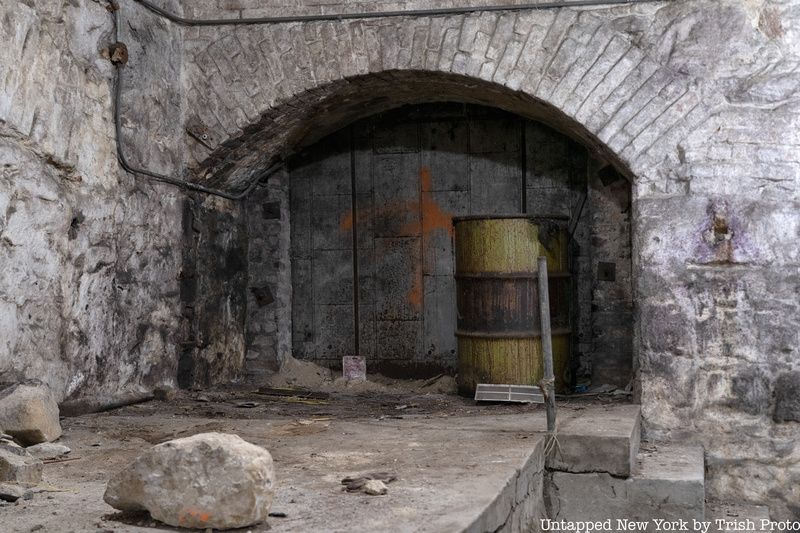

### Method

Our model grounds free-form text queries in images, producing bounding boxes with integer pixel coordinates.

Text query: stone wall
[2,0,799,518]
[588,163,633,388]
[0,0,189,403]
[178,194,249,389]
[244,171,292,381]
[167,0,800,517]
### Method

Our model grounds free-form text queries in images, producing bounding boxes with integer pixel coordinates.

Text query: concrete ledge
[466,436,546,533]
[546,444,705,527]
[547,404,641,476]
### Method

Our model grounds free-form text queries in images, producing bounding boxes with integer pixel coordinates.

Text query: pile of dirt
[264,357,458,395]
[264,357,334,390]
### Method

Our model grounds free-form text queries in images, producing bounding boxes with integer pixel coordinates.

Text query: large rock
[0,383,62,445]
[104,432,274,530]
[0,443,43,484]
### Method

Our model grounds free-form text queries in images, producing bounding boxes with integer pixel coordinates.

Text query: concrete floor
[1,389,633,532]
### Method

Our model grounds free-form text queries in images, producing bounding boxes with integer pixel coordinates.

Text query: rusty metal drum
[453,215,571,395]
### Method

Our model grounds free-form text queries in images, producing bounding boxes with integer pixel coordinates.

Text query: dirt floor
[1,375,630,533]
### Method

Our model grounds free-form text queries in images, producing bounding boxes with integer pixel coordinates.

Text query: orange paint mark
[419,166,455,238]
[406,166,454,308]
[178,508,212,526]
[339,166,453,310]
[407,266,424,309]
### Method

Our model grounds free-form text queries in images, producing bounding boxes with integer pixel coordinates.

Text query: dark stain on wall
[179,194,249,389]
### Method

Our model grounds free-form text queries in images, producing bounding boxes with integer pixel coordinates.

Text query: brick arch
[184,6,708,193]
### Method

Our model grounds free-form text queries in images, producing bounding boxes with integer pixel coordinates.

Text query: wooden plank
[469,152,522,214]
[423,275,457,363]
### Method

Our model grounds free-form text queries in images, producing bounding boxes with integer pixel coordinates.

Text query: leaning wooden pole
[537,256,556,434]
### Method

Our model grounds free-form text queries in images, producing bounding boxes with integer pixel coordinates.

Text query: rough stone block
[104,432,274,530]
[0,482,33,502]
[546,445,705,526]
[0,444,42,484]
[0,383,62,446]
[708,502,771,533]
[25,442,71,461]
[547,404,641,477]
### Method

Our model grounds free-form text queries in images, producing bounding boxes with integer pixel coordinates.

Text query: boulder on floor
[104,432,274,530]
[0,383,62,446]
[0,443,43,484]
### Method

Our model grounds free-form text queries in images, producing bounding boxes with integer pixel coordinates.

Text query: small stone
[0,482,32,502]
[26,442,71,460]
[0,383,62,446]
[0,445,43,483]
[104,432,274,529]
[363,479,388,496]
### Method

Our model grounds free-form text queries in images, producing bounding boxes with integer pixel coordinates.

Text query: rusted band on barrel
[452,214,569,222]
[455,328,572,339]
[455,272,571,279]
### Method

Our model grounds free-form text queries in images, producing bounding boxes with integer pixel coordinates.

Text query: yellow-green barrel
[453,216,571,395]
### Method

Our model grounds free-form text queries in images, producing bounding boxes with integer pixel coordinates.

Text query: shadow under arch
[193,70,637,192]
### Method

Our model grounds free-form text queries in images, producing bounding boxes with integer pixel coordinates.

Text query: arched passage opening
[189,71,636,193]
[240,99,634,392]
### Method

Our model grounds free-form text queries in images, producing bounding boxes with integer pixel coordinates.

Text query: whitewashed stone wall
[2,0,799,518]
[0,0,187,402]
[171,0,800,517]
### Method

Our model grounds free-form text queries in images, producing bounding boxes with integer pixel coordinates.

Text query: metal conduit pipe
[133,0,665,25]
[111,3,283,200]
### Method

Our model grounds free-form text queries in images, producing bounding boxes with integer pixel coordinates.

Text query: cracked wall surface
[2,0,800,518]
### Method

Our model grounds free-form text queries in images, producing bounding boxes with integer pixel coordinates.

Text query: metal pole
[537,256,556,434]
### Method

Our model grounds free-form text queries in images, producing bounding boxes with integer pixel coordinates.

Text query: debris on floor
[256,387,330,400]
[363,479,388,496]
[342,471,397,495]
[0,481,33,502]
[103,432,274,529]
[261,356,459,396]
[25,442,71,460]
[265,356,334,390]
[0,382,63,445]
